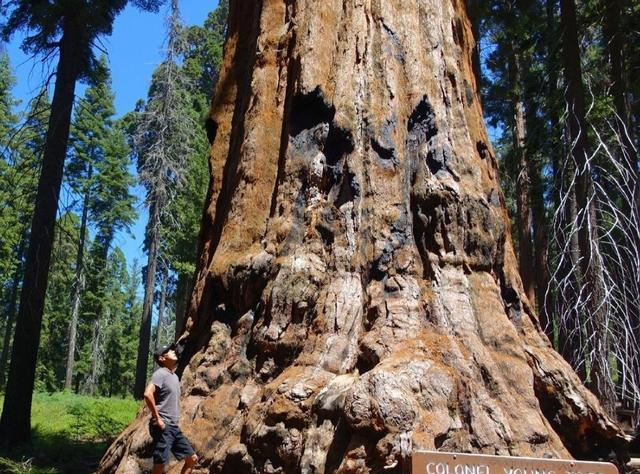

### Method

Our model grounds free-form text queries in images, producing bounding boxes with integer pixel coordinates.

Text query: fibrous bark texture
[97,1,626,473]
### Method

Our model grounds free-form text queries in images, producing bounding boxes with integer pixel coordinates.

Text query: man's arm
[143,383,165,429]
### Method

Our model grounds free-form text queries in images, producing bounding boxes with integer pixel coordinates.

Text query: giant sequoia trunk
[98,2,626,473]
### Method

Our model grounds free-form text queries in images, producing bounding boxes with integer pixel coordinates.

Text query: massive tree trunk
[98,2,626,473]
[0,18,83,447]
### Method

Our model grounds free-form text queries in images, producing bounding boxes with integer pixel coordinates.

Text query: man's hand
[143,383,164,429]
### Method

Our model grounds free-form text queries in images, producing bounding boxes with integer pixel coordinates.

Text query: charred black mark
[381,20,397,41]
[464,80,474,105]
[410,193,440,280]
[206,117,218,145]
[316,208,337,246]
[356,345,380,375]
[408,95,438,139]
[406,95,438,180]
[434,432,448,449]
[324,125,354,166]
[427,144,460,181]
[500,286,520,309]
[371,138,395,162]
[411,192,505,277]
[288,87,354,191]
[479,364,501,396]
[289,87,336,137]
[381,19,405,63]
[500,284,522,325]
[335,168,360,208]
[322,126,355,193]
[531,371,618,459]
[323,419,352,474]
[476,140,489,160]
[451,17,464,47]
[426,148,446,175]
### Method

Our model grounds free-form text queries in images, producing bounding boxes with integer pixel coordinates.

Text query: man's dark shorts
[149,422,195,465]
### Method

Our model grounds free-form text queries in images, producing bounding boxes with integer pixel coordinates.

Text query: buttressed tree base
[97,1,626,473]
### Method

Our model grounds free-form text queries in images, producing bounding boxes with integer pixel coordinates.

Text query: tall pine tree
[0,0,164,445]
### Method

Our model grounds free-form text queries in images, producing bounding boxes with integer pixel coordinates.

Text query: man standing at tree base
[144,343,197,474]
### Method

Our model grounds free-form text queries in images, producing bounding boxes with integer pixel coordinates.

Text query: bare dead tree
[549,91,640,420]
[132,0,195,398]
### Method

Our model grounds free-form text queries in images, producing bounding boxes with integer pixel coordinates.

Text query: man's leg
[150,423,172,474]
[172,427,197,474]
[180,453,198,474]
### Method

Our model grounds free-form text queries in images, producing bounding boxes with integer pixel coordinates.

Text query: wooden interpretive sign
[412,451,618,474]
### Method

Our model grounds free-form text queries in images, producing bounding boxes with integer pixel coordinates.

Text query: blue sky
[5,0,219,277]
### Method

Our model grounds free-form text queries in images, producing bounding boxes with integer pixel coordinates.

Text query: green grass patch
[0,392,139,474]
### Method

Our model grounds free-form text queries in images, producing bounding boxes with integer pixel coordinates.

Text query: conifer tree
[0,91,49,390]
[132,0,194,399]
[64,56,117,390]
[37,213,82,392]
[0,51,20,287]
[0,0,164,446]
[102,256,140,396]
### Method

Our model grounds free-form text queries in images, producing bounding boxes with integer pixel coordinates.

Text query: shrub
[0,457,58,474]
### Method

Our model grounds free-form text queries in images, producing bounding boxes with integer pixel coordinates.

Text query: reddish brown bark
[509,49,536,309]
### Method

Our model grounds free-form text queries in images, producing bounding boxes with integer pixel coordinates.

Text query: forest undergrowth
[0,392,137,474]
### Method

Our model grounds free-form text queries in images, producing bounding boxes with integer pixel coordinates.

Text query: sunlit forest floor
[0,392,138,474]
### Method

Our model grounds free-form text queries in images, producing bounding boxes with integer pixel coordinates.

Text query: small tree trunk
[531,174,551,333]
[133,198,161,399]
[0,19,83,447]
[0,232,27,390]
[557,176,585,378]
[64,165,92,390]
[84,317,103,396]
[603,0,638,175]
[603,0,640,411]
[155,265,169,350]
[544,0,561,342]
[510,50,536,307]
[560,0,616,415]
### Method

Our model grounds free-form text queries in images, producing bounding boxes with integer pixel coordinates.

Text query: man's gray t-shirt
[151,367,180,425]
